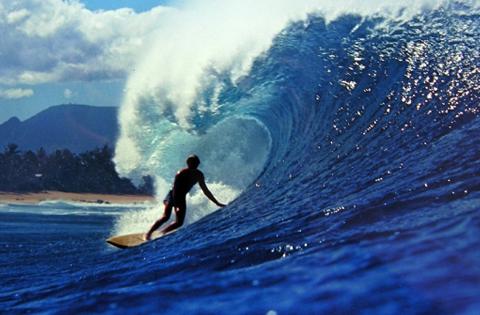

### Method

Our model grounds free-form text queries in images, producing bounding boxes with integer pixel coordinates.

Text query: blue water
[2,2,480,314]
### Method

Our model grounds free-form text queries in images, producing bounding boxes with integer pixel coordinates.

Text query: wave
[113,0,480,233]
[37,199,152,210]
[2,203,133,216]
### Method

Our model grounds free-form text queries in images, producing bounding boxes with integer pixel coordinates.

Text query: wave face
[111,1,479,313]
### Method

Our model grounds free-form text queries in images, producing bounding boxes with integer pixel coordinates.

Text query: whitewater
[2,0,480,313]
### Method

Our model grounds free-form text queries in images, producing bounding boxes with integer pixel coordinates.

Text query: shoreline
[0,191,155,205]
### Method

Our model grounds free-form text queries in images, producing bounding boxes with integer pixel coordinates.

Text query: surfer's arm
[198,175,226,207]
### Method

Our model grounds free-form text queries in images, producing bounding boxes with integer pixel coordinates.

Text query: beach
[0,191,155,205]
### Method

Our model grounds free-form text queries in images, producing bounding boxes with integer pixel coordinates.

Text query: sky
[0,0,174,123]
[81,0,171,12]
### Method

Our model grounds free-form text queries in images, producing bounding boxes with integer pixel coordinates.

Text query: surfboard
[106,231,165,249]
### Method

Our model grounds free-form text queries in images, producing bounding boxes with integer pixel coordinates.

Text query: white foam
[37,199,152,209]
[112,182,238,235]
[0,203,132,216]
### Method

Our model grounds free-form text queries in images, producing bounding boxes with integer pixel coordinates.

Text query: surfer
[145,155,226,240]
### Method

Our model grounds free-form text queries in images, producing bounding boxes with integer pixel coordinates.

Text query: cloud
[6,8,30,24]
[0,0,172,85]
[64,88,73,99]
[0,88,34,99]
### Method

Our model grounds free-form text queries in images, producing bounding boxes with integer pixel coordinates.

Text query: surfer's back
[174,168,203,196]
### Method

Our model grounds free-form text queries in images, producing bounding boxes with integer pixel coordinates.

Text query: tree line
[0,144,154,195]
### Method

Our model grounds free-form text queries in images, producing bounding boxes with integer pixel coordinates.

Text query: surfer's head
[186,155,200,169]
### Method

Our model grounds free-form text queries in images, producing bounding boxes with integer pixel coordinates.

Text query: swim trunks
[163,190,186,208]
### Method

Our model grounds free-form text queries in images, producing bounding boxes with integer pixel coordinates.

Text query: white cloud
[0,0,172,85]
[64,88,73,99]
[6,9,30,24]
[0,88,34,99]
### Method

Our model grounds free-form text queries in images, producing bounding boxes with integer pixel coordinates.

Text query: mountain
[0,104,118,153]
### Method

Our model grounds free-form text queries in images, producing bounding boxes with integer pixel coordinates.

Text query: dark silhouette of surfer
[145,155,226,240]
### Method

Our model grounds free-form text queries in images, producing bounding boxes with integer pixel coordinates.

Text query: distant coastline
[0,144,154,196]
[0,105,155,202]
[0,191,155,205]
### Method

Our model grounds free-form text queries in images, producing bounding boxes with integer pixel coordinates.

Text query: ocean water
[2,1,480,314]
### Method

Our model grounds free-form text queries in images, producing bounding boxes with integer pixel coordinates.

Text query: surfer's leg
[145,203,173,240]
[161,206,186,234]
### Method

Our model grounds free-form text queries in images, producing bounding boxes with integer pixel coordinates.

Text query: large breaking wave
[113,0,480,241]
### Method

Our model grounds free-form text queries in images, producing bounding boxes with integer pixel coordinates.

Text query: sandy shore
[0,191,155,205]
